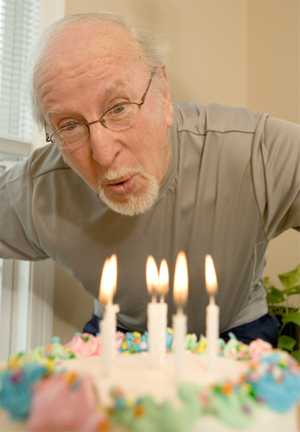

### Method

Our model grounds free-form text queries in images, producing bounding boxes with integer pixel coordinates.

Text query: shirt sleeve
[252,114,300,240]
[0,158,48,260]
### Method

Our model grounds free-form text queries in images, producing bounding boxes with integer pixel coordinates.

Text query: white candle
[99,255,119,373]
[101,302,119,370]
[146,257,169,367]
[173,251,188,379]
[157,259,169,358]
[205,255,219,363]
[173,309,187,379]
[146,256,160,367]
[147,301,158,364]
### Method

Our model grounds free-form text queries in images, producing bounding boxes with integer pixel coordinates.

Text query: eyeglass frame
[45,67,157,146]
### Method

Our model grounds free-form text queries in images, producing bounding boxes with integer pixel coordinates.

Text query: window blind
[0,0,40,143]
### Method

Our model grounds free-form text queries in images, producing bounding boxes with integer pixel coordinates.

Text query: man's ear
[158,66,173,127]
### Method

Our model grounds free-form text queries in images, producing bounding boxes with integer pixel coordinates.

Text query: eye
[59,120,80,132]
[106,103,131,118]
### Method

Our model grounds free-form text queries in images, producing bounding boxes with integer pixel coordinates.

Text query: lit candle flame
[110,254,117,296]
[99,255,117,305]
[205,254,218,296]
[173,251,188,307]
[146,256,159,299]
[158,259,169,299]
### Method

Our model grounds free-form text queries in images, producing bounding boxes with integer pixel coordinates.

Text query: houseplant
[264,264,300,362]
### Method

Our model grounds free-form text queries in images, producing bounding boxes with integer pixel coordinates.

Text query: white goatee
[97,167,159,216]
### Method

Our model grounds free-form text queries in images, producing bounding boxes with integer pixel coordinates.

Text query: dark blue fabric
[82,314,128,336]
[82,314,100,336]
[221,314,280,347]
[83,313,280,346]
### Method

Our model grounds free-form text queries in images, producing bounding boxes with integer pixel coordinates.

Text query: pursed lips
[102,174,137,194]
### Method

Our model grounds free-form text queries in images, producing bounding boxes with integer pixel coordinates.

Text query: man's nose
[89,121,120,168]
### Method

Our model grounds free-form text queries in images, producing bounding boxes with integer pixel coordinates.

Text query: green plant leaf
[266,287,285,304]
[263,276,272,290]
[278,265,300,290]
[283,285,300,296]
[291,350,300,363]
[282,311,300,326]
[278,335,296,351]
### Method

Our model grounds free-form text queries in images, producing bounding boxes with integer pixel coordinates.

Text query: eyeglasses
[45,68,156,151]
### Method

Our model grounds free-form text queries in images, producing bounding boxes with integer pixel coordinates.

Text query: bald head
[42,20,144,69]
[32,13,165,126]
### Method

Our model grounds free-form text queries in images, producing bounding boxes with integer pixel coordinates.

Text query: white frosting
[1,352,299,431]
[60,352,246,405]
[59,352,299,432]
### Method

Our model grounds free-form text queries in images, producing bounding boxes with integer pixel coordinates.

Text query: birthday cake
[0,332,300,432]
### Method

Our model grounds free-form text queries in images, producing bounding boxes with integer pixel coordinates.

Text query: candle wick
[160,295,164,303]
[209,295,215,305]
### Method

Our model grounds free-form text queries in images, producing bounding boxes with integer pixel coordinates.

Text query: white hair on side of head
[31,12,167,128]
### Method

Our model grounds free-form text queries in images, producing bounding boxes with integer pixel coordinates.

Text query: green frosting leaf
[111,394,199,432]
[209,390,256,429]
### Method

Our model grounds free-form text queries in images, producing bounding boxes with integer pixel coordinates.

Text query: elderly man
[1,13,299,345]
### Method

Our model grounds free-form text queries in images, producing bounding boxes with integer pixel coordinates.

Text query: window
[0,0,64,361]
[0,0,41,143]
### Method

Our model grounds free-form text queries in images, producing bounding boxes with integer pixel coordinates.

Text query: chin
[98,180,159,216]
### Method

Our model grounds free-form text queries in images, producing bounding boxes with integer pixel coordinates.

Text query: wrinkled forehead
[35,21,146,85]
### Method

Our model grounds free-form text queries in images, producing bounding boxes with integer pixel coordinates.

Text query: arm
[251,115,300,240]
[0,158,48,260]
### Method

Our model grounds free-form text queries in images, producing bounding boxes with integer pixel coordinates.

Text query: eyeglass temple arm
[44,122,52,143]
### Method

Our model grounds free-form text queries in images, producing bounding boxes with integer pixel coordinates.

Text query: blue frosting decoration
[0,363,47,420]
[119,330,175,353]
[249,352,300,412]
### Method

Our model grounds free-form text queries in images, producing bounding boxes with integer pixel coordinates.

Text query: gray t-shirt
[1,103,299,335]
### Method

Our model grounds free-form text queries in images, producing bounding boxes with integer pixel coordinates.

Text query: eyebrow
[103,79,128,98]
[46,79,131,120]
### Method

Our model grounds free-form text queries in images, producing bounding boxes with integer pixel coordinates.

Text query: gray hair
[32,12,167,127]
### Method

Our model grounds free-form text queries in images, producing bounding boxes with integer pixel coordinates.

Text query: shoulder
[0,145,79,205]
[29,143,69,179]
[173,102,263,135]
[1,144,69,188]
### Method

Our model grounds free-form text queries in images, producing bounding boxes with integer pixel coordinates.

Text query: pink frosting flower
[27,372,105,432]
[249,339,272,361]
[65,334,101,357]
